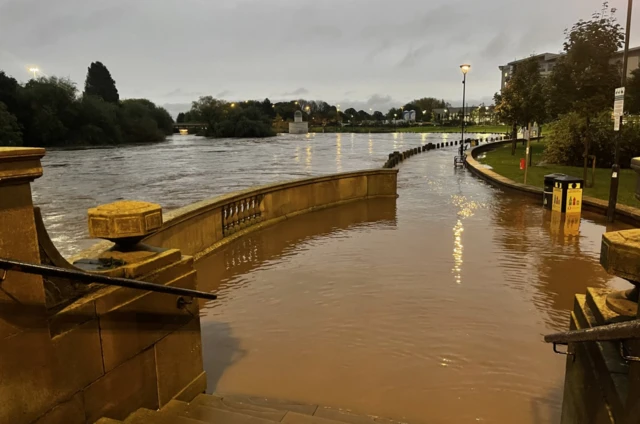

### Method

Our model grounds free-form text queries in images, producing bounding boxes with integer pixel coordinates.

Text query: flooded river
[33,133,631,424]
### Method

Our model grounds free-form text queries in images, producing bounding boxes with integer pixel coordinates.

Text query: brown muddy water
[33,133,631,424]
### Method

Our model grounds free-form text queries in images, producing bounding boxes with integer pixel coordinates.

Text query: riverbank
[309,125,508,134]
[477,140,640,207]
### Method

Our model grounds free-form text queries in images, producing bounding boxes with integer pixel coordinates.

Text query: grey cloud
[481,33,510,59]
[0,0,629,110]
[217,90,232,98]
[397,44,435,68]
[164,89,202,98]
[283,88,309,96]
[162,103,192,119]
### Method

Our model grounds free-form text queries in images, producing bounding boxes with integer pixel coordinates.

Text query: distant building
[289,111,309,134]
[433,106,497,125]
[402,110,417,122]
[498,47,640,91]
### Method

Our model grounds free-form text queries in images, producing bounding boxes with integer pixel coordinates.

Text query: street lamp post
[459,64,471,158]
[607,0,634,222]
[29,67,39,79]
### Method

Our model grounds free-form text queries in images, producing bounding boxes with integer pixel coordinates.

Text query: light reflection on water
[31,132,631,424]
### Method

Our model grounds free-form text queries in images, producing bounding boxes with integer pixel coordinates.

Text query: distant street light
[459,64,471,159]
[29,67,39,79]
[231,103,236,108]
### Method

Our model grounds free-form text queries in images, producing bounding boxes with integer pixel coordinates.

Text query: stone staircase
[94,393,405,424]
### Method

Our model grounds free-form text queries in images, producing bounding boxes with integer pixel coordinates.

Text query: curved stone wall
[140,169,398,260]
[466,139,640,226]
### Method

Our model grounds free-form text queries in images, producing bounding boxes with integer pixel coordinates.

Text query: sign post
[614,87,625,132]
[608,87,626,222]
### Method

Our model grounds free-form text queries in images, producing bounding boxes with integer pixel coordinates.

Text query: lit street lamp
[459,64,471,158]
[29,67,39,79]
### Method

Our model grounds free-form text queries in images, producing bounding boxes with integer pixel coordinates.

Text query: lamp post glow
[29,67,39,79]
[459,64,471,158]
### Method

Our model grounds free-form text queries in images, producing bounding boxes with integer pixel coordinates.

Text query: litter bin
[552,175,584,214]
[543,173,566,210]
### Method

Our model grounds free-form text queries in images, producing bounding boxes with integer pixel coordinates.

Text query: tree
[70,95,122,144]
[84,61,119,103]
[19,77,78,146]
[176,112,186,123]
[0,71,19,114]
[344,108,357,118]
[373,111,384,121]
[412,97,446,117]
[0,102,22,146]
[494,56,547,154]
[547,2,623,181]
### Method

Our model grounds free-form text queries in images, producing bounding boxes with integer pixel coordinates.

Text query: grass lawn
[309,125,509,134]
[477,140,640,208]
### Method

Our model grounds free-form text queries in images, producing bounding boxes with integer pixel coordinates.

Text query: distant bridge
[173,122,208,130]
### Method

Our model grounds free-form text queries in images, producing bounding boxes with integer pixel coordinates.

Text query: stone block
[99,271,198,372]
[0,184,47,307]
[33,392,84,424]
[144,208,223,256]
[367,173,397,197]
[0,320,102,424]
[83,347,158,423]
[155,317,204,406]
[88,201,163,241]
[337,176,367,201]
[93,256,194,315]
[174,372,207,403]
[601,229,640,282]
[0,147,45,184]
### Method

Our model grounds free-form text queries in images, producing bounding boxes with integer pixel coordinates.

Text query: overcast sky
[2,0,640,116]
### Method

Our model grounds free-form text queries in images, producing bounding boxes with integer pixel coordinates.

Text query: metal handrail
[0,258,217,301]
[544,319,640,344]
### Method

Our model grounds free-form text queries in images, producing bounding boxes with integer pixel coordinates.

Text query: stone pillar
[0,147,47,329]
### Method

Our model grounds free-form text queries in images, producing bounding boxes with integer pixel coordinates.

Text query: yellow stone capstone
[88,200,163,241]
[601,229,640,282]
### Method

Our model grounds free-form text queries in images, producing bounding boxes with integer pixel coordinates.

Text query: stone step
[167,402,279,424]
[161,400,191,415]
[219,394,318,416]
[192,394,288,421]
[124,408,203,424]
[281,412,345,424]
[313,407,403,424]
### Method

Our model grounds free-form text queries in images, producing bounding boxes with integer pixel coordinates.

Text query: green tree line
[176,96,451,137]
[0,61,173,147]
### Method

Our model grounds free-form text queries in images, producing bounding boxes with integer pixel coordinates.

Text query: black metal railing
[0,258,217,301]
[544,320,640,345]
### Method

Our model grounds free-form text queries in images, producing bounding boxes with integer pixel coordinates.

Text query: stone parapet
[141,168,398,259]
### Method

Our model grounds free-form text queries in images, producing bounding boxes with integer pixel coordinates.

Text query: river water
[33,133,630,424]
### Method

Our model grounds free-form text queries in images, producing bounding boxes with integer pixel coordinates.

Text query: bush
[0,101,22,146]
[544,111,640,168]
